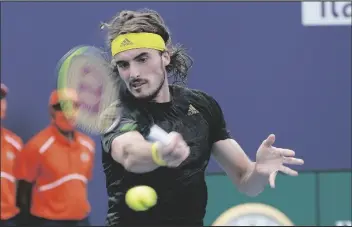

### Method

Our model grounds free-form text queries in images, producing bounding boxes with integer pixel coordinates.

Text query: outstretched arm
[212,139,268,197]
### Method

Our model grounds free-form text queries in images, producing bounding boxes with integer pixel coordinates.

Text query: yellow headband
[111,32,166,56]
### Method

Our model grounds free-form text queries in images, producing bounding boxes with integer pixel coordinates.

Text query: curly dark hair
[101,8,193,85]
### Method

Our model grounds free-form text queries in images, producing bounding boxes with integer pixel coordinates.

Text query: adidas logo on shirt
[187,104,199,116]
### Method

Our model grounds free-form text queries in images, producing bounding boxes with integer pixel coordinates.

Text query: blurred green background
[205,170,351,226]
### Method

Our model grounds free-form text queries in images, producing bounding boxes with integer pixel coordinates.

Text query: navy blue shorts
[0,215,19,226]
[31,216,90,226]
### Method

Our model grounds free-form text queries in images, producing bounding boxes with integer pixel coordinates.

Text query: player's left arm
[205,95,268,197]
[212,140,268,197]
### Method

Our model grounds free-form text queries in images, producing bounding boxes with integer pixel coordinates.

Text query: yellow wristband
[151,142,167,166]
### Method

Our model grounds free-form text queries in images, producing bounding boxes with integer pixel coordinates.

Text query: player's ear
[161,51,170,67]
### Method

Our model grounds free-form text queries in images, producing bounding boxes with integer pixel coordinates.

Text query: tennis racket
[56,45,170,144]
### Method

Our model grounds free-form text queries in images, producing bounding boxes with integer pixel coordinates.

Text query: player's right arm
[102,118,189,173]
[110,130,160,173]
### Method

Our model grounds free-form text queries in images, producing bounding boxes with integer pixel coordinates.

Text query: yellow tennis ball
[125,185,158,212]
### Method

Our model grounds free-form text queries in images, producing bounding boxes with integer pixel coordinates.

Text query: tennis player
[101,9,304,226]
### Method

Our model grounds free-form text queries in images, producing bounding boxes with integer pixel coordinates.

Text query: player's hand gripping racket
[56,45,170,144]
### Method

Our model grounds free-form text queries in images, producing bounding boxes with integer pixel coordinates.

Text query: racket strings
[59,46,120,135]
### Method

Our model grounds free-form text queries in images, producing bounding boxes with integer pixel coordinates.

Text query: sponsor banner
[302,2,352,26]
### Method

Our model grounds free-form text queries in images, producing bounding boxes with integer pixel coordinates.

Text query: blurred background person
[15,89,95,226]
[1,83,23,226]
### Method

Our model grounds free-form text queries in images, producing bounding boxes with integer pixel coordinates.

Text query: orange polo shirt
[15,124,95,220]
[1,127,23,220]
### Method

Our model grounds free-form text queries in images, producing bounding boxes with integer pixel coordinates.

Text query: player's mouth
[131,80,147,90]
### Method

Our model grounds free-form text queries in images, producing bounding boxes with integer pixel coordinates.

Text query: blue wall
[1,2,350,225]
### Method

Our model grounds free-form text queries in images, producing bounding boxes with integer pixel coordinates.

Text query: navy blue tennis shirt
[101,85,231,226]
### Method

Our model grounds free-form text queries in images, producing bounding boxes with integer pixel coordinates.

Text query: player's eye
[117,62,129,70]
[136,56,148,63]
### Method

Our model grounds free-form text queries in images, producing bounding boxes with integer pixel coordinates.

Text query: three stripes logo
[120,38,133,47]
[187,104,199,116]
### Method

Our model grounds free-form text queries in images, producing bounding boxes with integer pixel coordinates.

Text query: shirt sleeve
[12,136,24,153]
[101,111,139,154]
[14,139,41,183]
[202,92,231,144]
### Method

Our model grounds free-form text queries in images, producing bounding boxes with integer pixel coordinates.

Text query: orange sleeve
[14,137,24,154]
[14,139,41,183]
[5,130,24,154]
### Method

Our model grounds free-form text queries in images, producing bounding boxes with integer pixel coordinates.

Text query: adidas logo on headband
[120,38,134,47]
[111,33,166,56]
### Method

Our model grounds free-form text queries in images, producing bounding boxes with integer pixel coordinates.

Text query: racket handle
[147,125,170,145]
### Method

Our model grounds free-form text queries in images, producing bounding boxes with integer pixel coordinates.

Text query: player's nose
[129,64,141,79]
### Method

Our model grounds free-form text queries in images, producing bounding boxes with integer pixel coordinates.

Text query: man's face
[52,100,79,131]
[114,48,170,99]
[52,89,79,131]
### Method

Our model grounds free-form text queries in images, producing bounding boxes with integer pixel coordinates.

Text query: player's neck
[153,83,171,103]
